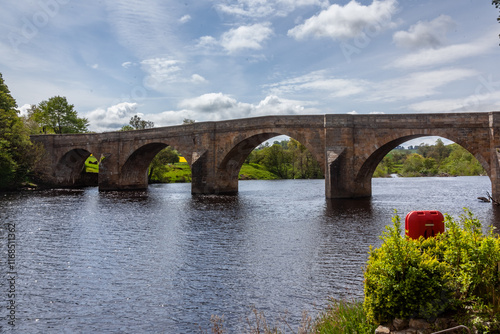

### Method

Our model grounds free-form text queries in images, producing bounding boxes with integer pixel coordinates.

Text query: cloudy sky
[1,0,500,136]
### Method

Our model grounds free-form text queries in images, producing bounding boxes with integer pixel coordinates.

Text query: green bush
[314,299,377,334]
[364,209,500,328]
[363,214,451,323]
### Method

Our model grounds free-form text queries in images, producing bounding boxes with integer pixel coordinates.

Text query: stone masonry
[30,112,500,199]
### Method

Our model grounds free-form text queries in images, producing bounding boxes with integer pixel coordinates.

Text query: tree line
[0,73,93,190]
[374,139,485,177]
[245,139,323,179]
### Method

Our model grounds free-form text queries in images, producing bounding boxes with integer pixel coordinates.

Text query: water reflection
[325,198,373,217]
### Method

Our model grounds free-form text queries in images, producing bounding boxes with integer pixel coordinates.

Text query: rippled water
[0,177,498,333]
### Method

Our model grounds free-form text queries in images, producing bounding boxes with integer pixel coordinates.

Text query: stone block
[409,319,431,329]
[393,318,409,330]
[375,325,391,334]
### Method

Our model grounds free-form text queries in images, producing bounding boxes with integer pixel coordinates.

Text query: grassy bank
[149,162,279,183]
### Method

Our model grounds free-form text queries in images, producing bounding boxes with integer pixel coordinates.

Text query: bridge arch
[354,131,491,196]
[54,148,93,187]
[119,142,192,190]
[214,131,325,194]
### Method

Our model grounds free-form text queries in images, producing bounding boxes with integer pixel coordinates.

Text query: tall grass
[207,300,375,334]
[314,299,377,334]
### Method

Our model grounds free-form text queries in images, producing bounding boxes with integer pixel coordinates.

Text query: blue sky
[1,0,500,143]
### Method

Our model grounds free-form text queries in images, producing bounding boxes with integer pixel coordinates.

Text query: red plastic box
[405,210,444,239]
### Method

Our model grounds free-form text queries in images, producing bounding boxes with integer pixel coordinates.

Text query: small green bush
[314,299,377,334]
[364,209,500,329]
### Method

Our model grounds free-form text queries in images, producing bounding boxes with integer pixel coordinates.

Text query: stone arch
[120,142,192,190]
[215,130,325,194]
[55,148,93,187]
[354,131,491,193]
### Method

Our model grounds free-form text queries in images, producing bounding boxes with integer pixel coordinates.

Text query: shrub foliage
[364,209,500,329]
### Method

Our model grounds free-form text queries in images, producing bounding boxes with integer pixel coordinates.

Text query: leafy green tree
[148,147,179,182]
[28,96,89,134]
[246,139,322,179]
[128,115,154,130]
[119,125,134,131]
[183,118,195,124]
[262,143,290,178]
[439,144,485,176]
[0,73,41,188]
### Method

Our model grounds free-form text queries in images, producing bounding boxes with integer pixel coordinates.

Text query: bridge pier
[489,113,500,201]
[324,116,371,199]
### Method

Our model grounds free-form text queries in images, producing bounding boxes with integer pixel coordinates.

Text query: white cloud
[254,95,305,115]
[138,57,206,91]
[288,0,398,40]
[367,68,478,102]
[179,14,191,23]
[393,15,455,50]
[18,104,32,117]
[141,58,182,89]
[197,23,274,54]
[178,93,247,114]
[408,90,500,113]
[215,0,328,18]
[220,23,274,53]
[148,93,310,126]
[121,61,133,68]
[391,33,496,69]
[86,102,138,132]
[103,1,181,59]
[264,68,477,105]
[190,74,207,84]
[264,70,367,98]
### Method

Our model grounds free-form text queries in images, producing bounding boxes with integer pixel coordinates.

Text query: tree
[183,118,195,124]
[262,143,291,179]
[128,115,154,130]
[148,147,180,182]
[0,73,41,188]
[28,96,89,134]
[119,125,134,131]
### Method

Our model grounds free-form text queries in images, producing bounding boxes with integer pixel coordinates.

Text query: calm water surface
[1,177,499,333]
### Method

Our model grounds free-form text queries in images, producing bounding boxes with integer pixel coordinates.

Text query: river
[0,176,499,333]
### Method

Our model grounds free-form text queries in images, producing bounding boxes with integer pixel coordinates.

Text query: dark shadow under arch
[55,148,95,187]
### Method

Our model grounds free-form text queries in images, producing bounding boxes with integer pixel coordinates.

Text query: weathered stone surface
[31,112,500,199]
[375,325,391,334]
[393,318,409,330]
[409,319,431,329]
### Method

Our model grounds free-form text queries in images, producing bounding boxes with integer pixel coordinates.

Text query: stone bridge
[30,112,500,199]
